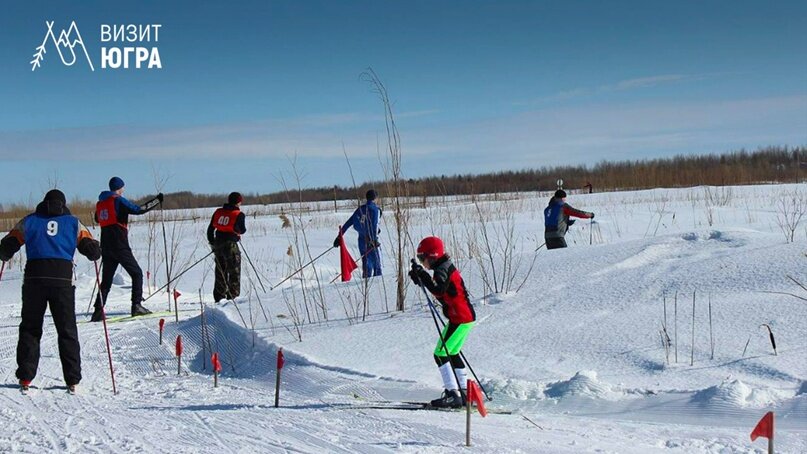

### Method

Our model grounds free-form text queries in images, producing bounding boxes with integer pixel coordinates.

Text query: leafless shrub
[775,189,807,243]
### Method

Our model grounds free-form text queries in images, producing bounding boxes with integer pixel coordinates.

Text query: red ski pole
[93,261,117,394]
[176,335,183,375]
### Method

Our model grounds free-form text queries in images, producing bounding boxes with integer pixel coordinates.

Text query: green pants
[434,322,474,357]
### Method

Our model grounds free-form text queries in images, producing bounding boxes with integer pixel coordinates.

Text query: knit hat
[366,189,378,201]
[43,189,66,205]
[109,177,125,191]
[554,189,567,199]
[228,192,243,205]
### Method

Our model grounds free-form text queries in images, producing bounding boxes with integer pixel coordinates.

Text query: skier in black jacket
[0,190,101,392]
[92,177,162,321]
[206,192,246,302]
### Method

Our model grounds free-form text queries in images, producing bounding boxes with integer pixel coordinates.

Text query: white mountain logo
[31,21,94,72]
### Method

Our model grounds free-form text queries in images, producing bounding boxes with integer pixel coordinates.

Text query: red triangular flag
[211,352,222,373]
[467,380,487,417]
[277,348,285,370]
[173,289,181,302]
[750,411,774,441]
[175,335,183,357]
[338,230,358,282]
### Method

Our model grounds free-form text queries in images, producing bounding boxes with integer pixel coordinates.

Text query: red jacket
[422,256,475,324]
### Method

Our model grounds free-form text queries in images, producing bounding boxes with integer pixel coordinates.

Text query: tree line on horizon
[0,146,804,228]
[172,145,806,209]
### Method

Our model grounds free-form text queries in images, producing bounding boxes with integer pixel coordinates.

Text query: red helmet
[417,236,444,261]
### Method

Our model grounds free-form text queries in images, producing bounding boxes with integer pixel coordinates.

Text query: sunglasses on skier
[416,253,427,263]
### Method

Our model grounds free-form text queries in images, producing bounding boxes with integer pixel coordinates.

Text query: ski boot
[90,305,104,322]
[67,384,77,395]
[131,303,152,317]
[19,380,31,393]
[430,389,464,409]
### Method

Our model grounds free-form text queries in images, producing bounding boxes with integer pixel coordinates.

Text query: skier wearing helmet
[409,236,476,408]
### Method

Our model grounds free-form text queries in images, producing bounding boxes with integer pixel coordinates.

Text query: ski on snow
[340,400,512,415]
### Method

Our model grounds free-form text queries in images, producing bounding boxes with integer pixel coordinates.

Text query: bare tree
[361,68,410,312]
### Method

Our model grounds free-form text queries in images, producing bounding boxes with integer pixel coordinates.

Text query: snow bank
[544,370,622,400]
[692,379,788,408]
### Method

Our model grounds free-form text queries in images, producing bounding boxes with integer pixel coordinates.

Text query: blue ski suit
[340,201,382,277]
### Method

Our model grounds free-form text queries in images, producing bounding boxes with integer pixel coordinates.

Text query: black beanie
[228,192,243,205]
[44,189,67,205]
[366,189,378,201]
[554,189,567,199]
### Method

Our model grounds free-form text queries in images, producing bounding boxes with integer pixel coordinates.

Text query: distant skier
[0,190,101,392]
[333,189,382,277]
[409,236,476,408]
[207,192,246,302]
[544,189,594,250]
[92,177,162,321]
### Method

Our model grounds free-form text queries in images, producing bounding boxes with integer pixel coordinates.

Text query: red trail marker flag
[750,411,774,454]
[173,289,181,302]
[467,380,487,417]
[337,230,358,282]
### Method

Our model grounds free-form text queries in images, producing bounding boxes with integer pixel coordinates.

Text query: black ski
[341,400,511,414]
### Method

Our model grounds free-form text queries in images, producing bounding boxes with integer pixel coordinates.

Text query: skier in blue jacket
[333,189,382,277]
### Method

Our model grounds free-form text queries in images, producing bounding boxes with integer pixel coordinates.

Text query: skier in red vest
[409,236,476,408]
[92,177,162,321]
[207,192,246,302]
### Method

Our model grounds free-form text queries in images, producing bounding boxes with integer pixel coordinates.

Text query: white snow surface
[0,184,805,452]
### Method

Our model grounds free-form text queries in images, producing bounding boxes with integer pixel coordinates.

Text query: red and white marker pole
[274,348,285,408]
[211,352,222,387]
[175,335,183,375]
[465,380,488,447]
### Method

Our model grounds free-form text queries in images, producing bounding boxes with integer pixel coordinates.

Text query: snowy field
[0,183,805,453]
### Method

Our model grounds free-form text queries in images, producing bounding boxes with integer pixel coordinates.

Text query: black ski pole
[414,264,463,399]
[412,259,490,401]
[160,203,173,312]
[238,242,268,292]
[86,259,102,314]
[270,246,334,290]
[143,250,214,302]
[424,295,491,401]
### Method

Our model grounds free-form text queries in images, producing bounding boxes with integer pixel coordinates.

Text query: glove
[333,236,340,248]
[371,239,381,249]
[157,193,164,204]
[568,219,576,226]
[408,262,425,284]
[0,250,10,262]
[590,213,595,219]
[209,242,216,252]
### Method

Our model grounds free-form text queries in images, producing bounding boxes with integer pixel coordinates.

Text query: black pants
[96,247,143,307]
[17,284,81,385]
[545,237,568,250]
[213,242,241,302]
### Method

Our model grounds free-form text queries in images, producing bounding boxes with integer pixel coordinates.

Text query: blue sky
[0,1,805,204]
